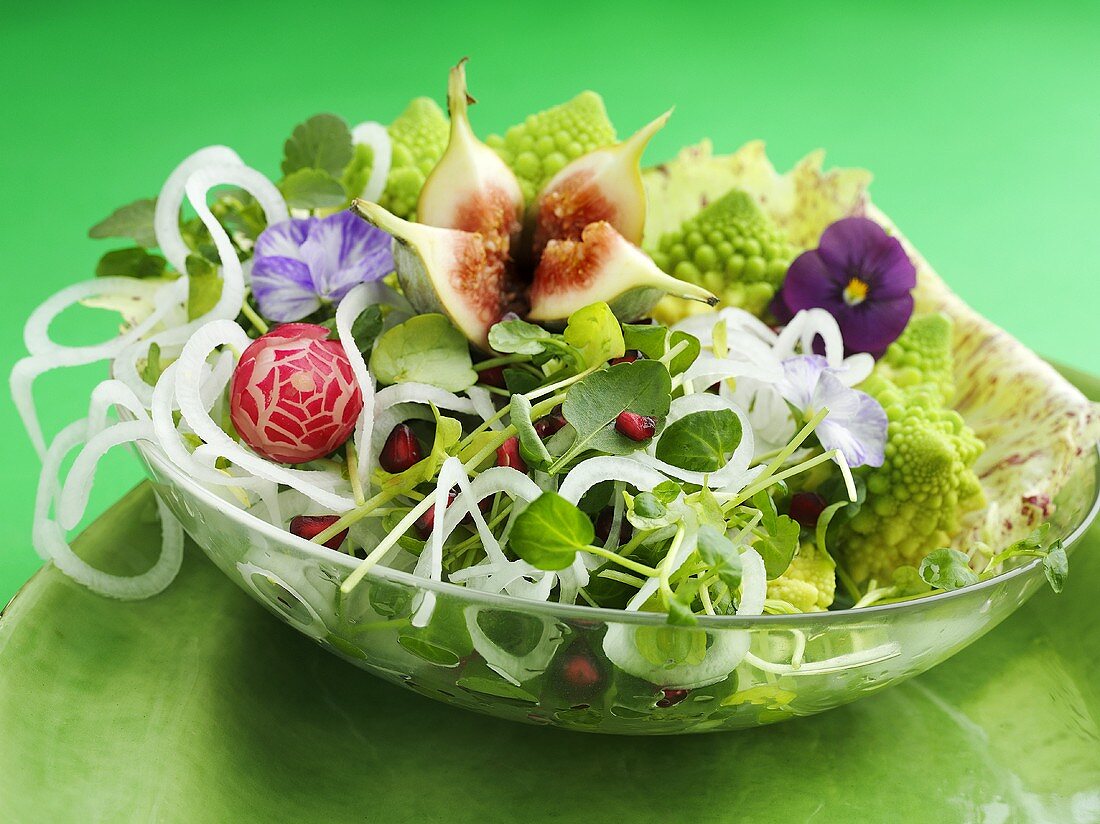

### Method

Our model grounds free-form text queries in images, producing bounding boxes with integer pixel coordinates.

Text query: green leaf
[667,331,701,376]
[349,304,384,356]
[488,318,552,355]
[558,360,672,463]
[281,113,354,178]
[509,394,553,472]
[279,168,347,210]
[625,491,677,531]
[753,489,779,535]
[508,492,594,571]
[562,302,625,367]
[503,368,541,395]
[622,323,668,360]
[654,409,742,472]
[1043,543,1068,594]
[750,491,799,578]
[919,548,979,591]
[696,525,743,593]
[340,142,374,198]
[140,343,163,387]
[186,254,222,320]
[666,594,699,627]
[369,314,477,392]
[693,485,726,529]
[94,247,167,279]
[88,198,158,248]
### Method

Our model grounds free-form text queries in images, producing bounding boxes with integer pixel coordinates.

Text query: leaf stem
[239,296,269,335]
[584,545,660,578]
[345,441,365,507]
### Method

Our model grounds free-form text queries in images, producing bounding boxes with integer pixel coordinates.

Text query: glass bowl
[135,440,1100,735]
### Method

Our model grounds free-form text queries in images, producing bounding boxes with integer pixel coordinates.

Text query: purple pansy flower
[778,355,888,468]
[251,211,392,322]
[774,217,916,357]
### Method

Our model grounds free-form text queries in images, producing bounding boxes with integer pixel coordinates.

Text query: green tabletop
[2,0,1099,602]
[1,371,1097,823]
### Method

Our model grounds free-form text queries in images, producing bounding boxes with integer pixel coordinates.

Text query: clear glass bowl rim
[137,440,1100,629]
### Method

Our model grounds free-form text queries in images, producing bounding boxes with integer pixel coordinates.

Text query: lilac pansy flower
[778,355,888,468]
[251,211,392,322]
[774,217,916,358]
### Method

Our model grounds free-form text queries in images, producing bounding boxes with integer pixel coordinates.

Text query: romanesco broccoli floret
[487,91,616,202]
[379,97,449,220]
[837,371,985,585]
[875,312,955,403]
[648,189,794,320]
[767,541,836,611]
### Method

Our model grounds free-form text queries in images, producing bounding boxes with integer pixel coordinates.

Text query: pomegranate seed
[594,509,632,545]
[379,423,422,473]
[615,411,656,441]
[534,407,566,439]
[496,436,527,473]
[477,365,507,388]
[656,688,690,708]
[609,350,642,366]
[788,492,827,528]
[289,515,348,550]
[560,652,602,690]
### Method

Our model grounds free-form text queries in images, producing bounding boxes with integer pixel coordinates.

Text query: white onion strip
[350,121,393,202]
[334,284,377,491]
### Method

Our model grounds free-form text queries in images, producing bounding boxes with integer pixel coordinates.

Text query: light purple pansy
[778,355,888,468]
[250,211,392,322]
[773,217,916,358]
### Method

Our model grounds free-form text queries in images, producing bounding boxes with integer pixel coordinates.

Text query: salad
[13,60,1099,631]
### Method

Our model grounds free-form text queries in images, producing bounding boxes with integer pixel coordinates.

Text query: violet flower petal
[300,211,393,303]
[778,355,831,410]
[251,256,321,322]
[254,217,315,262]
[817,218,915,300]
[813,372,887,468]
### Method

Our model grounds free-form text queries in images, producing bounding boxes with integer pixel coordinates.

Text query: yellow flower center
[842,277,869,306]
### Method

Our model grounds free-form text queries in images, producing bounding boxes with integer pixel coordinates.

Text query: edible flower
[774,217,916,357]
[778,355,887,467]
[251,211,392,322]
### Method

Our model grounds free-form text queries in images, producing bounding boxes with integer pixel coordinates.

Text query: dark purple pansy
[251,211,392,322]
[773,217,916,357]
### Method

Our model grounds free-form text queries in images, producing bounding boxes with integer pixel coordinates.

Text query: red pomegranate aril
[477,365,507,388]
[534,407,566,439]
[594,509,633,545]
[289,515,349,550]
[788,491,828,528]
[609,349,642,366]
[615,411,656,441]
[560,653,602,690]
[656,688,690,708]
[496,436,527,473]
[379,423,423,473]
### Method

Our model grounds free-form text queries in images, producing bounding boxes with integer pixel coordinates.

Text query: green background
[2,0,1098,602]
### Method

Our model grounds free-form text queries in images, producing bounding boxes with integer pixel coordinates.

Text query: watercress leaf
[488,318,552,355]
[632,492,667,520]
[668,331,701,376]
[694,485,726,529]
[559,360,672,462]
[562,302,625,367]
[369,314,477,392]
[752,489,779,535]
[340,142,374,199]
[140,342,162,387]
[503,367,541,395]
[509,492,594,571]
[95,247,167,279]
[281,113,354,177]
[577,480,614,514]
[666,594,699,627]
[1043,543,1068,594]
[814,500,849,570]
[754,515,800,579]
[278,168,347,210]
[509,394,553,472]
[186,255,222,320]
[89,198,158,248]
[622,323,668,360]
[350,304,384,356]
[625,491,679,531]
[655,408,742,472]
[696,525,743,593]
[652,480,681,504]
[919,548,979,591]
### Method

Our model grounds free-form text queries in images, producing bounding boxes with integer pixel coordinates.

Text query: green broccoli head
[378,97,449,220]
[767,541,837,612]
[838,371,985,586]
[876,312,956,403]
[487,91,617,202]
[648,189,795,319]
